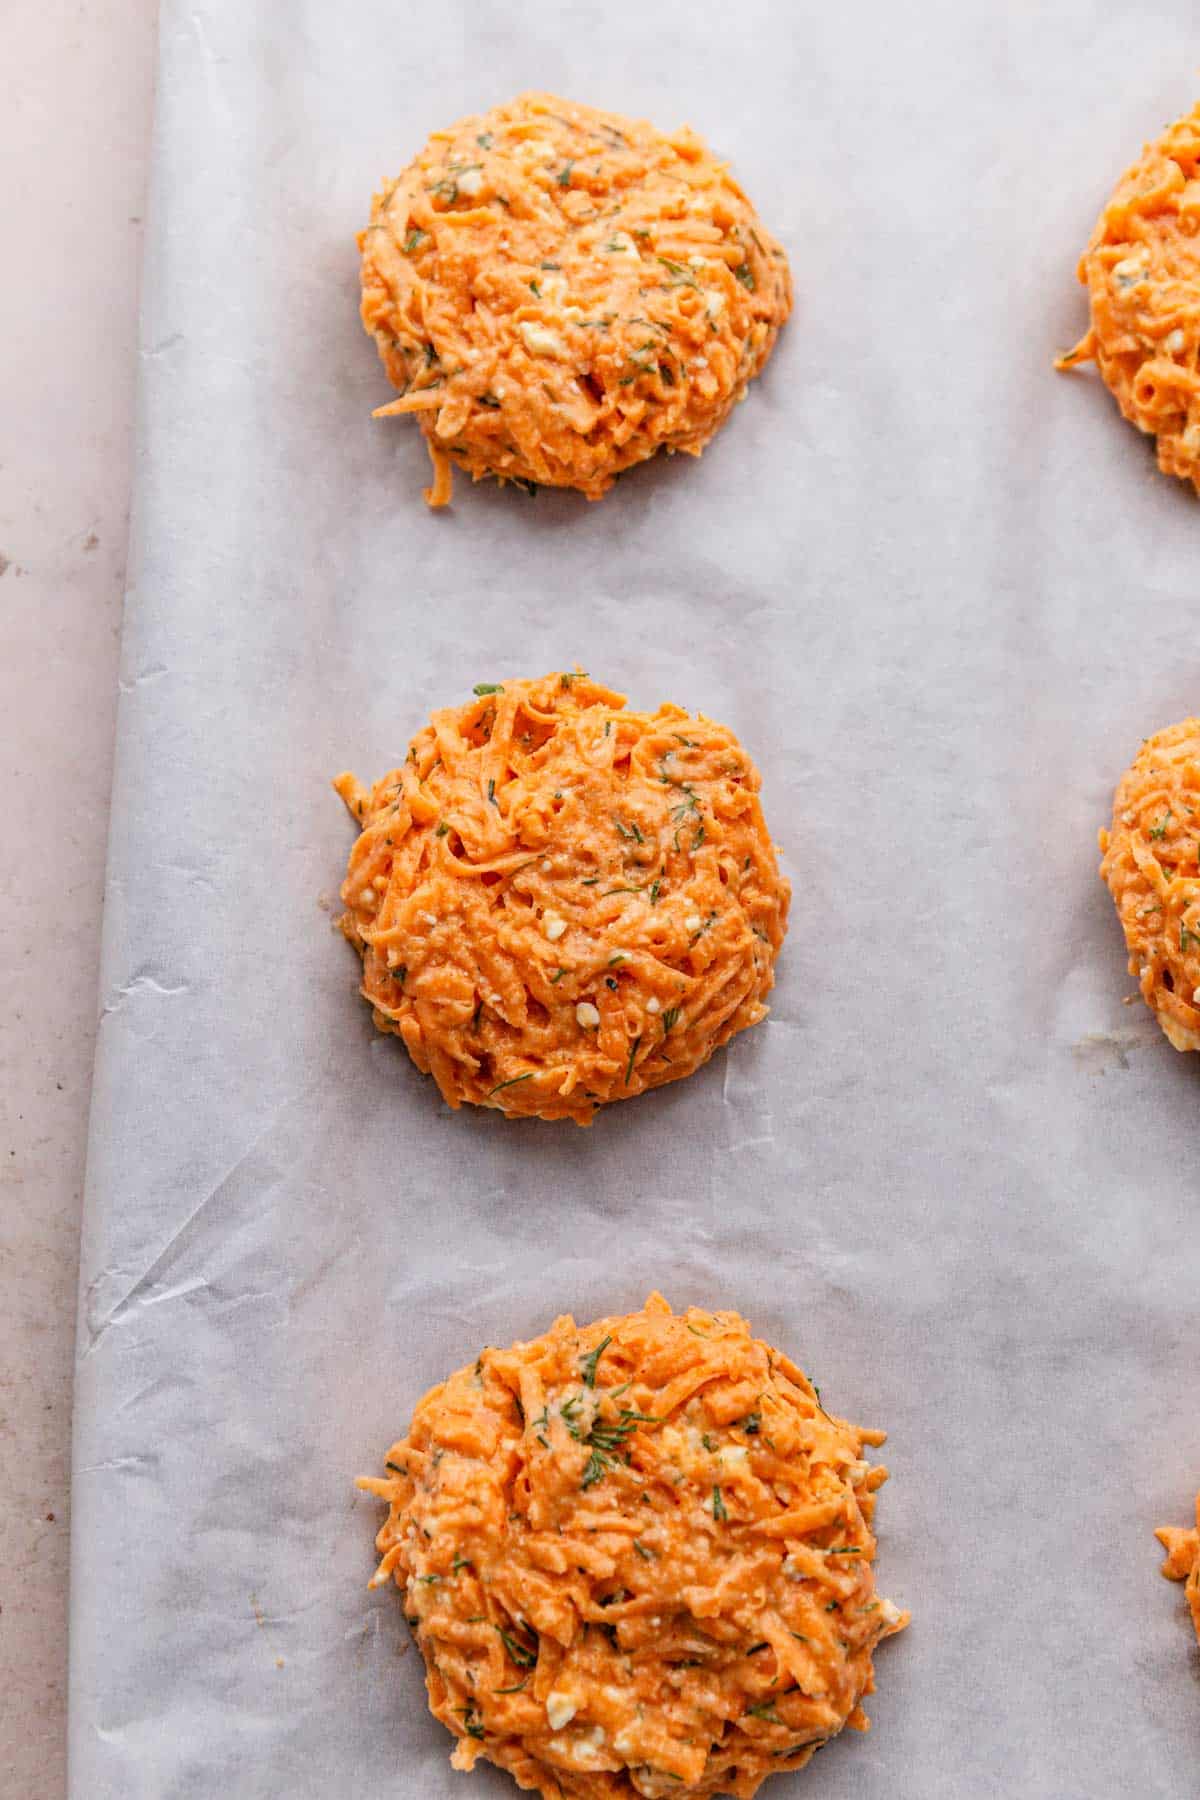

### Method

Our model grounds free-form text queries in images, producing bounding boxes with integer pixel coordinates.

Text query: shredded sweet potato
[1155,1491,1200,1646]
[359,93,791,505]
[1057,103,1200,491]
[334,673,789,1124]
[359,1294,907,1799]
[1099,719,1200,1051]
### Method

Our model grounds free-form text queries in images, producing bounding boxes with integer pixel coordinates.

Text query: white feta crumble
[684,913,703,932]
[576,1002,601,1029]
[646,996,661,1014]
[543,911,567,942]
[520,321,567,358]
[1112,254,1148,288]
[456,167,483,198]
[546,1692,577,1731]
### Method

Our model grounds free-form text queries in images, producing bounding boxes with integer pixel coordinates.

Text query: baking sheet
[70,3,1200,1794]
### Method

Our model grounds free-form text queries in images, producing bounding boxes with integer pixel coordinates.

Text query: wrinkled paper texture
[72,3,1200,1794]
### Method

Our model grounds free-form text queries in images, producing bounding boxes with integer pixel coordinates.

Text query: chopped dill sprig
[580,1335,612,1387]
[496,1627,537,1668]
[488,1072,533,1097]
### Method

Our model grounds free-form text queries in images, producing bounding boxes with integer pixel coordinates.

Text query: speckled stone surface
[0,5,157,1794]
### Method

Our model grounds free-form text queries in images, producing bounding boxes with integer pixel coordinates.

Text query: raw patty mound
[1057,103,1200,492]
[1156,1491,1200,1645]
[359,1294,908,1800]
[1099,719,1200,1051]
[359,92,792,506]
[334,673,789,1125]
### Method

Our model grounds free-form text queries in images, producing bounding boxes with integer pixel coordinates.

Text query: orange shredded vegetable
[334,673,789,1124]
[1099,718,1200,1051]
[1155,1491,1200,1646]
[1057,102,1200,492]
[359,1293,907,1799]
[359,93,791,506]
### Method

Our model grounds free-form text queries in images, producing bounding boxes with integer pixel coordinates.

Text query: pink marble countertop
[0,4,158,1793]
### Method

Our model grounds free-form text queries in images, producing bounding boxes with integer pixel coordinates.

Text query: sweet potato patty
[359,92,791,506]
[359,1294,907,1799]
[334,673,789,1124]
[1156,1490,1200,1647]
[1099,719,1200,1051]
[1058,103,1200,492]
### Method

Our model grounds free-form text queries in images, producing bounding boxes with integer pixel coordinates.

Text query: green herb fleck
[556,162,574,188]
[735,262,756,290]
[474,682,505,696]
[661,1007,680,1035]
[581,1448,612,1489]
[436,820,450,837]
[712,1486,727,1521]
[581,1335,612,1387]
[625,1036,641,1085]
[633,1540,654,1560]
[497,1628,537,1668]
[550,967,567,983]
[1150,811,1172,840]
[403,228,429,253]
[488,1071,533,1097]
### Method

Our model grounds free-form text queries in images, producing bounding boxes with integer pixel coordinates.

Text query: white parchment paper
[71,3,1200,1794]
